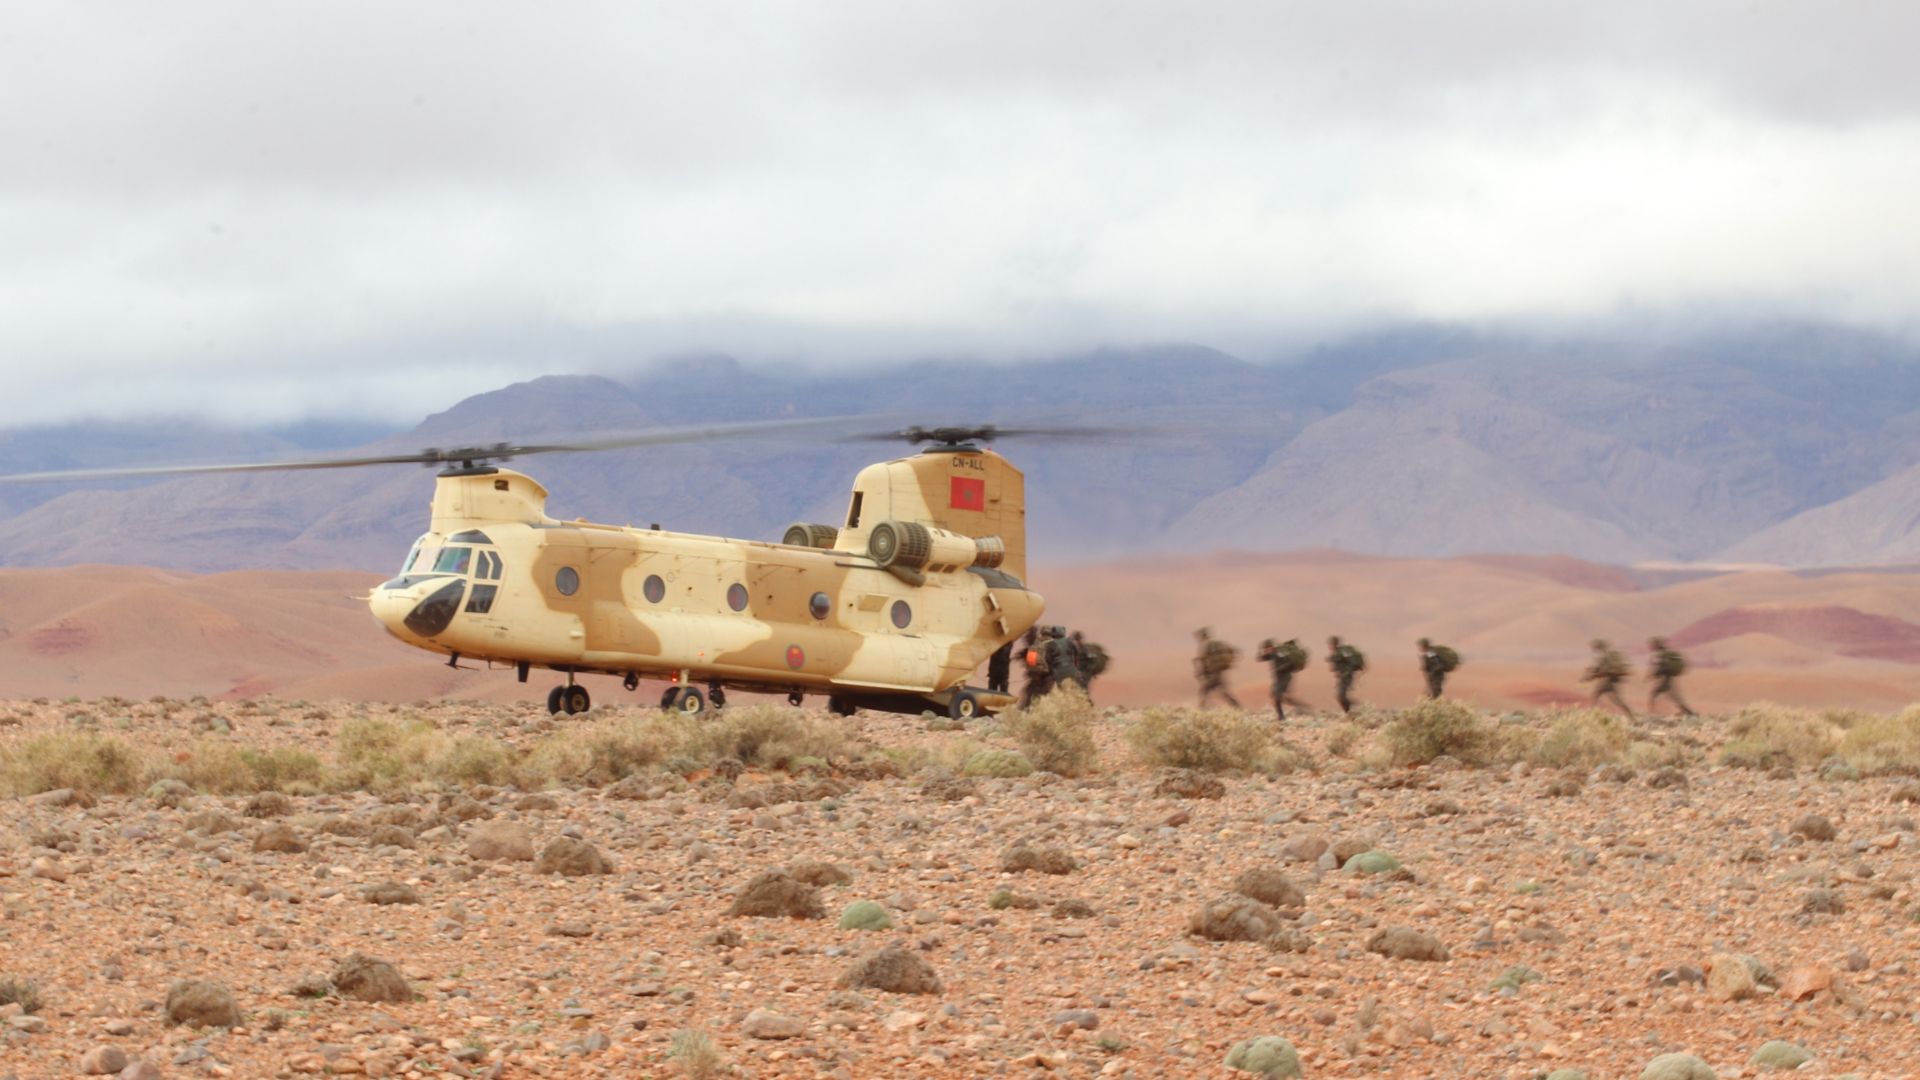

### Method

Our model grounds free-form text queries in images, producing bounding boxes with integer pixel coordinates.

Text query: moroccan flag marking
[950,475,985,511]
[786,644,805,669]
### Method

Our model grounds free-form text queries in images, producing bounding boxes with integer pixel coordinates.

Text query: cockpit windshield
[402,537,436,574]
[432,546,473,575]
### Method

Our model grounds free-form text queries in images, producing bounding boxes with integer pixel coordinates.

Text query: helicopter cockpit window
[432,547,473,575]
[809,591,831,620]
[400,538,428,574]
[476,551,502,580]
[555,566,580,596]
[465,585,497,614]
[846,491,864,529]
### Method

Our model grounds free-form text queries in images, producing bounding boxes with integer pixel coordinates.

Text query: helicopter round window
[727,583,749,612]
[809,591,831,620]
[555,566,580,596]
[890,599,912,629]
[643,575,666,604]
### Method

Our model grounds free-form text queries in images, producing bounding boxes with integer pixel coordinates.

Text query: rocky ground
[2,697,1918,1079]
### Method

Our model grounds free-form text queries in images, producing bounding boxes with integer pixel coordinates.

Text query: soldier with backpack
[1256,637,1310,721]
[1418,637,1460,699]
[1017,627,1050,708]
[1647,637,1696,717]
[1069,630,1108,696]
[1039,626,1083,695]
[1327,635,1366,714]
[1583,638,1634,719]
[1194,627,1242,708]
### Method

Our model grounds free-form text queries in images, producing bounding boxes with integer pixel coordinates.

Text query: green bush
[686,706,851,771]
[1384,699,1495,766]
[1000,684,1100,777]
[1720,704,1839,769]
[1125,706,1275,772]
[0,731,144,796]
[962,749,1035,778]
[1531,709,1630,768]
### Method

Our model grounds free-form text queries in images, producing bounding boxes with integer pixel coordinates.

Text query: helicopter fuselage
[367,453,1044,712]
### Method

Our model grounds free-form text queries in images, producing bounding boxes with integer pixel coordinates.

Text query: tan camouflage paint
[368,448,1044,703]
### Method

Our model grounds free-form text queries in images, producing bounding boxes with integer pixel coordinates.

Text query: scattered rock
[1891,781,1920,804]
[1264,928,1313,953]
[1001,843,1076,875]
[465,820,536,861]
[1154,769,1226,800]
[1750,1040,1814,1071]
[1280,834,1329,863]
[146,778,194,808]
[535,837,613,876]
[727,870,825,919]
[1232,868,1306,908]
[165,980,240,1028]
[78,1045,128,1074]
[1802,888,1845,915]
[361,881,421,905]
[1223,1035,1303,1078]
[366,824,416,849]
[1366,927,1449,962]
[1641,1052,1718,1080]
[243,791,292,818]
[1343,851,1402,875]
[1646,766,1689,790]
[788,860,853,887]
[1543,776,1583,797]
[840,945,942,994]
[1792,814,1837,842]
[330,953,412,1003]
[514,793,560,811]
[183,810,238,835]
[1706,953,1757,1002]
[838,900,892,931]
[251,824,307,854]
[741,1007,806,1039]
[1778,965,1835,1002]
[1052,898,1095,919]
[1189,896,1285,942]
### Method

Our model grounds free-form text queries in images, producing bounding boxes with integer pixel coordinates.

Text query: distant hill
[3,323,1920,571]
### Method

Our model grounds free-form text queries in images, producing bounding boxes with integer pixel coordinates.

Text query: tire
[563,686,591,715]
[949,690,981,721]
[546,686,564,715]
[673,687,706,716]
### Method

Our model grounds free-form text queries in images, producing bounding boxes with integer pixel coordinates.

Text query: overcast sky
[3,1,1918,425]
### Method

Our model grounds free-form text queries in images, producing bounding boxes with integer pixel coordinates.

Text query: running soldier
[1418,637,1461,699]
[1069,630,1108,696]
[1194,628,1242,708]
[1039,626,1083,694]
[1017,628,1050,708]
[1327,636,1366,714]
[1583,638,1634,719]
[1256,637,1310,721]
[1647,637,1696,717]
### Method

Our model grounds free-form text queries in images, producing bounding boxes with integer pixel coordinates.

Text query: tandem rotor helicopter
[1,419,1102,719]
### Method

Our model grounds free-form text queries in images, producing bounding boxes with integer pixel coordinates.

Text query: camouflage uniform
[1256,637,1310,721]
[1418,637,1459,699]
[1583,639,1634,719]
[986,642,1012,694]
[1194,628,1242,709]
[1647,637,1696,717]
[1327,636,1365,715]
[1069,630,1108,697]
[1017,628,1050,708]
[1039,626,1082,694]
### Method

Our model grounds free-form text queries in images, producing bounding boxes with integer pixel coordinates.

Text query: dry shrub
[1384,700,1494,766]
[521,712,685,785]
[1324,723,1364,758]
[1720,704,1840,769]
[157,742,325,794]
[333,716,516,791]
[1839,707,1920,774]
[1625,738,1691,771]
[1529,709,1630,768]
[0,975,41,1014]
[689,705,852,771]
[669,1029,725,1080]
[1000,684,1100,777]
[887,735,988,776]
[0,730,144,796]
[1126,705,1285,773]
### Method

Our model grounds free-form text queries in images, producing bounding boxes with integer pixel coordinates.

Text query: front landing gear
[663,687,707,716]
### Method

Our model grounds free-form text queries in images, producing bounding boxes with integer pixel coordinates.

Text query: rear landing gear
[949,689,982,721]
[547,681,590,715]
[664,687,707,716]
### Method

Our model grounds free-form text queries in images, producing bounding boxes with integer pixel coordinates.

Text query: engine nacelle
[867,521,1005,573]
[781,522,840,549]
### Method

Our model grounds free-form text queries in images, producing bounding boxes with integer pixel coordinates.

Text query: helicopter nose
[369,578,465,640]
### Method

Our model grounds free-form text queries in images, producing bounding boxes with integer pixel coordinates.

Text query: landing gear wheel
[660,687,677,709]
[623,672,640,692]
[665,687,706,716]
[787,691,805,707]
[546,686,565,715]
[949,690,981,721]
[707,684,727,710]
[827,696,858,717]
[562,685,591,715]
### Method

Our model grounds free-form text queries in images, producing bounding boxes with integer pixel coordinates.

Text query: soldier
[1194,628,1242,708]
[1326,636,1366,714]
[1418,637,1460,699]
[1017,627,1050,708]
[1069,630,1108,696]
[1647,637,1696,718]
[1582,638,1634,719]
[1255,637,1310,721]
[1039,626,1083,695]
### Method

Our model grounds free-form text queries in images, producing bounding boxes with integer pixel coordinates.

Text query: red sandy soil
[5,553,1920,712]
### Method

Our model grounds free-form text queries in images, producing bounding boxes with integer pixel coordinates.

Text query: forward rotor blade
[0,414,875,485]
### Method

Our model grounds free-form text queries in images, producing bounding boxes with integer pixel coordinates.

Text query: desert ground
[3,690,1920,1079]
